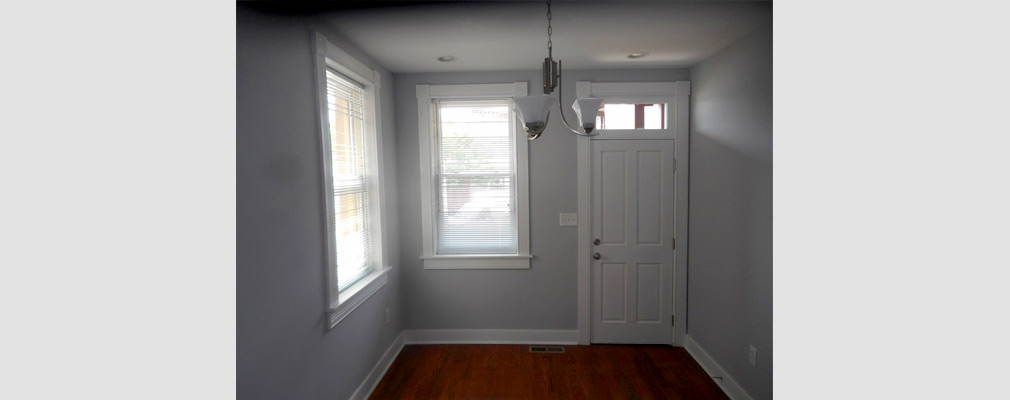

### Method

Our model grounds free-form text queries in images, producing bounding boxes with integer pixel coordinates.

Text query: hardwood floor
[369,344,729,399]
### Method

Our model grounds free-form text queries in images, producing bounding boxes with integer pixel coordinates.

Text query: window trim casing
[416,83,531,269]
[312,32,389,329]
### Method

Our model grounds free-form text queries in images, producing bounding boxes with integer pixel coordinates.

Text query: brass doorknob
[593,253,601,260]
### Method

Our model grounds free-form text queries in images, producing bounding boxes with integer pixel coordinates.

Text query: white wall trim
[313,31,374,86]
[588,81,688,97]
[416,82,532,269]
[428,83,516,98]
[348,330,406,400]
[513,82,531,261]
[683,335,754,400]
[419,254,532,269]
[672,82,691,346]
[576,82,592,345]
[328,267,390,329]
[404,329,579,345]
[416,84,435,261]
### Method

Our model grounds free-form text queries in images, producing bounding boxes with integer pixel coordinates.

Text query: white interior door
[590,139,675,344]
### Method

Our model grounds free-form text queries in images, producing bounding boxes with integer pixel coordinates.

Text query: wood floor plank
[370,344,729,399]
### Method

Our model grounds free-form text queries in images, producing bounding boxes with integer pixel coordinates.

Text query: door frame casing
[577,81,691,345]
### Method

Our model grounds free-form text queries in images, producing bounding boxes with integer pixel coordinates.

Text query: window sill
[328,266,390,329]
[421,254,532,270]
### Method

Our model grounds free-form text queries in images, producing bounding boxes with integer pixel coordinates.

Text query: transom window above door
[596,103,667,130]
[575,81,688,140]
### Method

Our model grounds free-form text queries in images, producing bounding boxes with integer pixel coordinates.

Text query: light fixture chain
[546,0,552,58]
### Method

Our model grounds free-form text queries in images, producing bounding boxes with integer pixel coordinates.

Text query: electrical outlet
[749,345,757,366]
[559,213,578,226]
[385,308,391,323]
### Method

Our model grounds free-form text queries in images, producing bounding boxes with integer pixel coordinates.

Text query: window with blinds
[433,100,518,255]
[326,69,372,290]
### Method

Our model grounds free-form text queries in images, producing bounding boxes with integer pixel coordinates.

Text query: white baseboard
[348,330,406,400]
[404,329,579,345]
[683,335,754,400]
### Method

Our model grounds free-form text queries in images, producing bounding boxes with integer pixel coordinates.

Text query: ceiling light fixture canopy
[514,0,603,140]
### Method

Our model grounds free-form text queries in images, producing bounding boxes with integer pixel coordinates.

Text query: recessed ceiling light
[627,52,649,59]
[437,55,457,62]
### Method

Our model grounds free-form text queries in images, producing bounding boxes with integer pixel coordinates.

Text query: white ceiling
[322,1,772,73]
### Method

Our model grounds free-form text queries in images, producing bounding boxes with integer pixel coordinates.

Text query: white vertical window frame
[416,83,531,269]
[312,32,389,329]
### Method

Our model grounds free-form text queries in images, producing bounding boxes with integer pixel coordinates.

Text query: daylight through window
[596,103,667,130]
[434,100,518,255]
[326,69,372,290]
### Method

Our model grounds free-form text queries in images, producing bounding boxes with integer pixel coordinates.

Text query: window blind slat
[434,100,517,255]
[326,69,372,291]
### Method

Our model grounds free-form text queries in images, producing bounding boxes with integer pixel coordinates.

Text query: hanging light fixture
[513,0,604,140]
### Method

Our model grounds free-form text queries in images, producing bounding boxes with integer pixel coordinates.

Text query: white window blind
[326,69,372,290]
[434,100,518,255]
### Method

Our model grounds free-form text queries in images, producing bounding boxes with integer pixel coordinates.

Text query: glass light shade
[572,97,604,133]
[514,94,557,137]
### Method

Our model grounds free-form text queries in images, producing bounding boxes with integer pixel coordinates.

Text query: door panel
[637,151,663,245]
[600,151,626,244]
[591,140,675,344]
[600,263,627,322]
[637,263,661,322]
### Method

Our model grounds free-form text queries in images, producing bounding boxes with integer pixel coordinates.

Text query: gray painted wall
[237,6,401,400]
[394,69,689,330]
[236,3,771,397]
[688,24,773,400]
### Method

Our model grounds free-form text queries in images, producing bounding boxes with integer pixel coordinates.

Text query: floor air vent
[529,345,565,353]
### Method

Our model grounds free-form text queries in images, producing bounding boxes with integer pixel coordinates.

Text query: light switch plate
[559,213,578,226]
